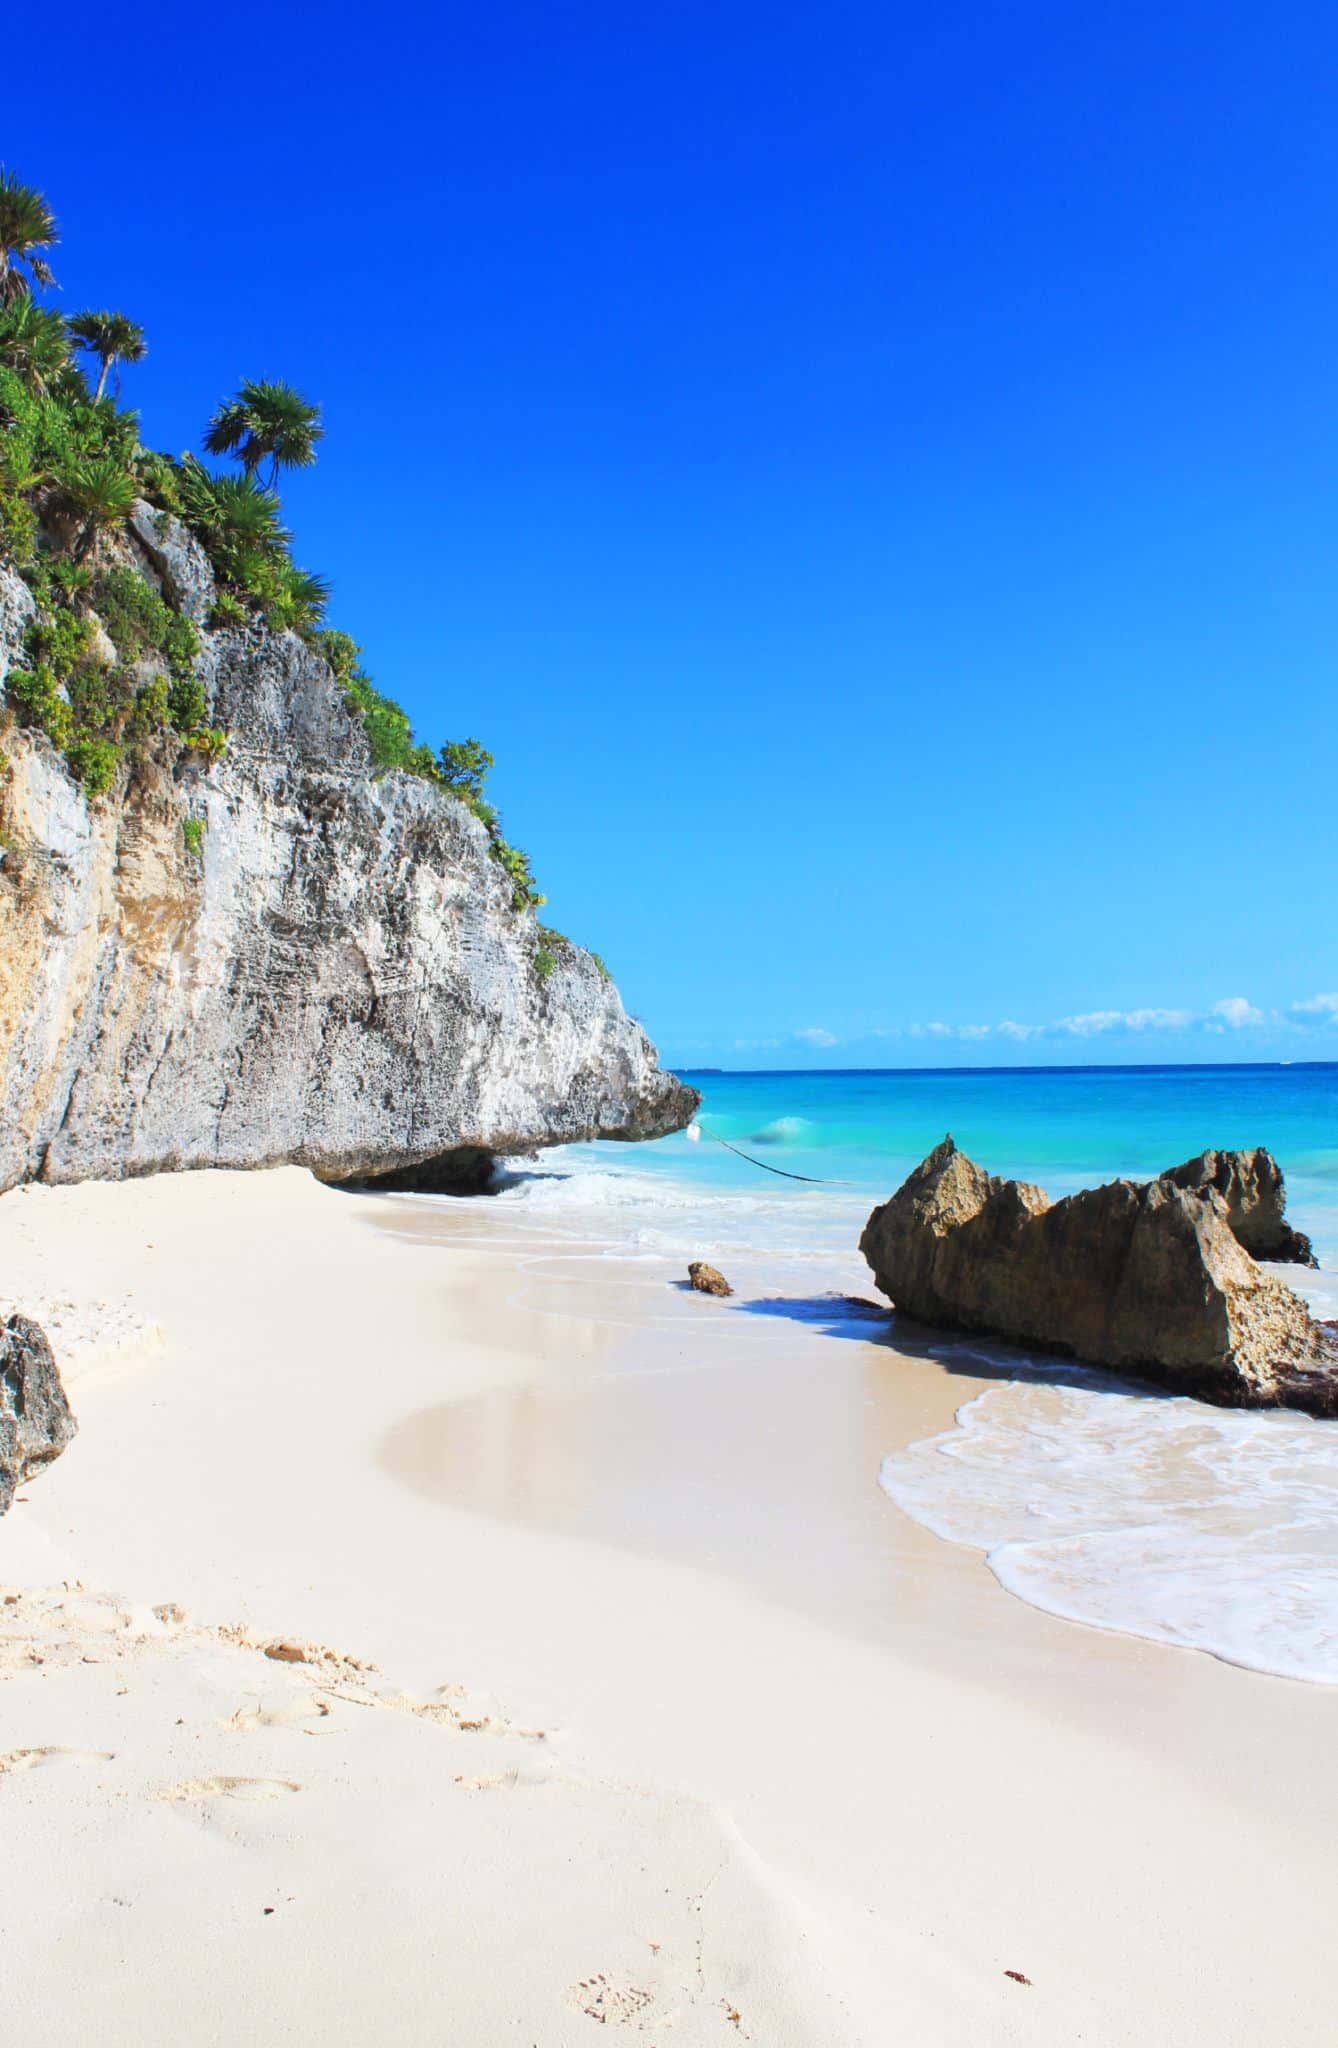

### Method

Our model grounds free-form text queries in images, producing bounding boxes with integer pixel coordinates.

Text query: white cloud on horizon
[756,991,1338,1052]
[1054,1007,1195,1037]
[732,1027,839,1052]
[903,1003,1220,1045]
[1211,996,1264,1029]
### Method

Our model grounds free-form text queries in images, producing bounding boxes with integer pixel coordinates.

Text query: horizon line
[670,1059,1338,1077]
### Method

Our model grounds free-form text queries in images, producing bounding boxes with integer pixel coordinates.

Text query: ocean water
[491,1064,1338,1683]
[504,1062,1338,1271]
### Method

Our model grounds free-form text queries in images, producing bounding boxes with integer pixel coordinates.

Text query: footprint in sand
[567,1973,655,2026]
[453,1757,554,1792]
[227,1695,335,1735]
[161,1775,301,1802]
[0,1746,115,1774]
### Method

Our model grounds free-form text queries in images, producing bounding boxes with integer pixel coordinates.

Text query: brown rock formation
[860,1137,1338,1416]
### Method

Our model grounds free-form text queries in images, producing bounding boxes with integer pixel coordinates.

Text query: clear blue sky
[13,2,1338,1067]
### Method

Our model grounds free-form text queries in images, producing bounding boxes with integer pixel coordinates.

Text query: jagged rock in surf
[860,1137,1338,1416]
[688,1262,733,1298]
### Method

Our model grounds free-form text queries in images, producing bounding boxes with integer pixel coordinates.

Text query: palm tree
[61,455,138,561]
[177,459,289,552]
[202,379,324,488]
[0,170,58,305]
[268,565,331,632]
[67,310,146,400]
[175,458,293,598]
[0,291,71,395]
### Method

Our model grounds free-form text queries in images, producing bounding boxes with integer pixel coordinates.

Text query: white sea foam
[881,1362,1338,1682]
[488,1149,868,1264]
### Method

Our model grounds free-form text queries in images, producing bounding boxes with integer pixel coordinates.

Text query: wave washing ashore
[484,1063,1338,1683]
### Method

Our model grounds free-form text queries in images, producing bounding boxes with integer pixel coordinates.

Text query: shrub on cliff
[4,564,222,795]
[315,631,544,908]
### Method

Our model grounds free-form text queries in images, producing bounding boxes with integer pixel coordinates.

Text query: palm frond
[0,170,59,299]
[68,310,146,360]
[201,378,324,483]
[0,290,70,393]
[176,458,292,582]
[61,454,138,525]
[267,564,331,630]
[201,397,252,461]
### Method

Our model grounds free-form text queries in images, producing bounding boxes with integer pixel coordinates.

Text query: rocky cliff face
[0,546,695,1191]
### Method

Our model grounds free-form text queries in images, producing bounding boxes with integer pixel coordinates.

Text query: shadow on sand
[729,1290,1165,1397]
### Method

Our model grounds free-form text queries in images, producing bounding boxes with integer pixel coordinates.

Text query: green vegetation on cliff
[0,169,544,907]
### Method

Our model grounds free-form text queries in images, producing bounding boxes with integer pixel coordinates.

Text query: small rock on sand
[688,1262,733,1298]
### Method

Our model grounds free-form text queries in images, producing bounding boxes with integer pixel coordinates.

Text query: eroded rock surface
[126,500,216,625]
[860,1137,1338,1415]
[0,569,696,1190]
[1160,1147,1315,1266]
[0,1312,76,1513]
[0,563,34,689]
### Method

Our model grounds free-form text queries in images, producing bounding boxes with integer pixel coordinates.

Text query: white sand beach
[2,1165,1335,2045]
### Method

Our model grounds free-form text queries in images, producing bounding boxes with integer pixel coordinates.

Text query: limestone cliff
[0,546,695,1190]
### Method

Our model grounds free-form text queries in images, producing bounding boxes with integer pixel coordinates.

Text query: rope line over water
[694,1126,853,1187]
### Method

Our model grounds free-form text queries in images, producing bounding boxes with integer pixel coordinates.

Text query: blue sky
[12,2,1338,1067]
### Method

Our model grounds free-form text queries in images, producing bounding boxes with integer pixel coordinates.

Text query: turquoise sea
[523,1063,1338,1273]
[674,1063,1338,1247]
[490,1064,1338,1683]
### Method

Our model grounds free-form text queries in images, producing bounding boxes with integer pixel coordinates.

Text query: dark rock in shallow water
[0,1313,76,1513]
[1159,1148,1316,1266]
[688,1262,733,1298]
[860,1137,1338,1417]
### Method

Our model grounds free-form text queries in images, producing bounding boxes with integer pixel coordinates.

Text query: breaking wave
[487,1148,866,1265]
[881,1355,1338,1683]
[747,1116,814,1146]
